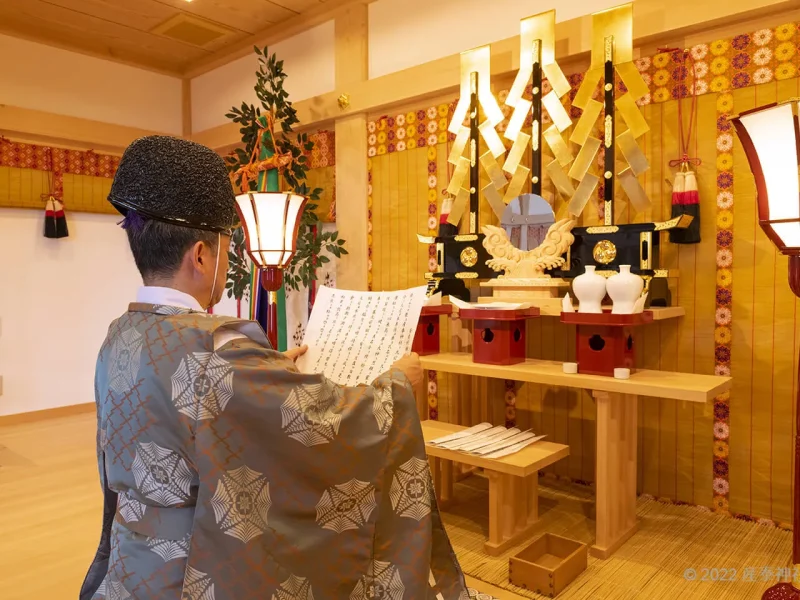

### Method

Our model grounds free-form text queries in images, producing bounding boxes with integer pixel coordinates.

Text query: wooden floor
[1,410,793,600]
[0,410,516,600]
[0,411,101,599]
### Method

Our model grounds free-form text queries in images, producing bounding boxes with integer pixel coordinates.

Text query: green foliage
[224,46,347,296]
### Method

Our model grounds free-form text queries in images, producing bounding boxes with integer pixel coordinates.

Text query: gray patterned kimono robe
[80,303,469,600]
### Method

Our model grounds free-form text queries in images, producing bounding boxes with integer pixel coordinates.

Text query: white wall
[191,21,336,133]
[368,0,621,79]
[0,209,141,416]
[0,34,182,134]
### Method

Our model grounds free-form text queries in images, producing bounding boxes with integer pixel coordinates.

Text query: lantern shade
[732,101,800,253]
[235,192,307,268]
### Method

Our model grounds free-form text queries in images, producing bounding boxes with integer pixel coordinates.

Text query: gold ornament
[460,246,479,267]
[593,239,617,264]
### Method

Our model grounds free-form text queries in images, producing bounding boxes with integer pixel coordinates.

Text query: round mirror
[501,194,556,251]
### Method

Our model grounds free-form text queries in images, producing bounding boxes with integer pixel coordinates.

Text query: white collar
[136,286,204,311]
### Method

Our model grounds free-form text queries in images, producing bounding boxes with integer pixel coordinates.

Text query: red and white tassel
[669,169,701,244]
[44,196,69,239]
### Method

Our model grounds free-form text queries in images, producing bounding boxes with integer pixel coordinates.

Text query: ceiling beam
[0,105,163,155]
[182,0,373,78]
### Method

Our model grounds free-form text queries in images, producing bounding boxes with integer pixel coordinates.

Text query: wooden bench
[421,420,570,556]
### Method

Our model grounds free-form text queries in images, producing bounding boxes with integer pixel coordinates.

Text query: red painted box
[412,305,453,356]
[458,307,541,365]
[560,311,654,377]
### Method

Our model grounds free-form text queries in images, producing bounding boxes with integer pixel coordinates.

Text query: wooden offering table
[422,420,569,556]
[420,353,732,559]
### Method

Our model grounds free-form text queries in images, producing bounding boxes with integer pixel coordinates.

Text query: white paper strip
[483,435,548,459]
[457,428,522,452]
[296,285,428,386]
[425,292,443,306]
[471,431,535,455]
[428,423,493,445]
[439,426,507,450]
[449,297,530,311]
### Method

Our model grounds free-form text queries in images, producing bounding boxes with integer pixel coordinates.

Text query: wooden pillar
[182,79,192,138]
[592,390,639,559]
[334,3,369,291]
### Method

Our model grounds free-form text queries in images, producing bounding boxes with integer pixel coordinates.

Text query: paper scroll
[296,286,428,386]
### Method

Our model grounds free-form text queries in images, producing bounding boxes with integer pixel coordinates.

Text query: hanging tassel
[668,171,685,243]
[44,196,69,239]
[663,46,702,245]
[669,170,700,243]
[682,170,701,243]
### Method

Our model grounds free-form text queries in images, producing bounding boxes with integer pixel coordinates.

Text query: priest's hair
[122,210,218,283]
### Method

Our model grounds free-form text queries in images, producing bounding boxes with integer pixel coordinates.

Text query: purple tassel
[119,211,146,231]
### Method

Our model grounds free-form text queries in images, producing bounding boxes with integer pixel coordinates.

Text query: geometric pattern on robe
[79,302,471,600]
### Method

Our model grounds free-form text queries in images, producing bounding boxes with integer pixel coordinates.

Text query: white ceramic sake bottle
[607,265,644,314]
[573,266,606,314]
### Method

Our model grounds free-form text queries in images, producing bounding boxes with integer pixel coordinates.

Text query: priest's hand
[392,353,423,389]
[284,345,308,362]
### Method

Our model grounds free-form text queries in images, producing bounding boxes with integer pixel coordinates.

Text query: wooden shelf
[422,420,569,478]
[419,352,731,403]
[469,303,686,320]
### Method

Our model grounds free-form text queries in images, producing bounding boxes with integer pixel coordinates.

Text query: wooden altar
[421,344,731,559]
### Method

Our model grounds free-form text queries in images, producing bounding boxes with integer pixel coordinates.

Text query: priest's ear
[190,239,216,275]
[183,231,217,276]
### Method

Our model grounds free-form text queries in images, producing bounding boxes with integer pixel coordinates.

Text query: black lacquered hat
[109,136,237,234]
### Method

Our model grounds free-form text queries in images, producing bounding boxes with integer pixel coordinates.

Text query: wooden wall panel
[727,80,800,523]
[302,165,335,222]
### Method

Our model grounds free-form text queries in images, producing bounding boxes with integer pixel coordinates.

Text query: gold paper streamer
[570,99,603,146]
[573,69,602,110]
[480,151,508,189]
[569,136,601,181]
[568,173,600,216]
[543,61,571,98]
[505,98,531,142]
[546,159,576,198]
[617,93,650,138]
[447,157,470,196]
[542,91,573,133]
[483,182,508,219]
[591,4,633,68]
[617,130,650,176]
[447,186,470,225]
[543,125,573,167]
[508,11,557,105]
[479,121,506,158]
[448,127,470,165]
[618,167,650,212]
[503,164,530,203]
[504,132,531,175]
[615,61,649,101]
[449,46,504,134]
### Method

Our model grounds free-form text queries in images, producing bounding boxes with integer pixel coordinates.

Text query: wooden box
[509,533,588,597]
[458,307,540,366]
[412,305,452,356]
[560,311,654,377]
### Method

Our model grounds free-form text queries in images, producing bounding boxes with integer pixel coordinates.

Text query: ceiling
[0,0,342,75]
